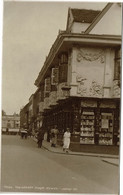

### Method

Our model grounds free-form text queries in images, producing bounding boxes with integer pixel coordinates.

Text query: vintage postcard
[1,0,122,194]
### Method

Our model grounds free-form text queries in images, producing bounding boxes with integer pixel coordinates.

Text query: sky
[1,1,107,115]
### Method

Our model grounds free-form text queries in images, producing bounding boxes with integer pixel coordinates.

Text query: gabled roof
[71,8,101,23]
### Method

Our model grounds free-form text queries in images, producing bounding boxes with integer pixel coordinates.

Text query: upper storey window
[59,53,68,83]
[51,68,59,85]
[44,77,51,97]
[60,53,68,64]
[114,48,121,81]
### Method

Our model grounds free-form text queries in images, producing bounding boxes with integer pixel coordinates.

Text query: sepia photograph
[0,0,122,194]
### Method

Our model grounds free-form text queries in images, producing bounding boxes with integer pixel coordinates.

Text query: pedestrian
[63,128,71,153]
[6,127,9,135]
[37,128,44,148]
[21,128,27,139]
[50,128,55,147]
[50,125,58,147]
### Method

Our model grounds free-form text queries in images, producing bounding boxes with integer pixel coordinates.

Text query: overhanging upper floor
[35,33,121,87]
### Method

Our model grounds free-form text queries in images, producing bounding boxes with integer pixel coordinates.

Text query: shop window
[80,110,95,144]
[99,113,113,145]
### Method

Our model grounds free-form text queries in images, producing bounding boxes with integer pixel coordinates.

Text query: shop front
[70,98,120,154]
[42,97,120,154]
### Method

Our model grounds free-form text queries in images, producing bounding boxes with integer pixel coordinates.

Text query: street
[1,135,119,194]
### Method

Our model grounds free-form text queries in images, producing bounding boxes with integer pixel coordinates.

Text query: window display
[99,113,113,145]
[80,111,95,144]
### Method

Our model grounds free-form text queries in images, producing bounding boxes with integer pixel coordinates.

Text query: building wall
[20,103,29,129]
[70,46,116,98]
[71,22,90,33]
[2,115,20,129]
[90,4,122,35]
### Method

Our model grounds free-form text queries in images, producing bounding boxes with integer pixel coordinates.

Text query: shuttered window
[114,48,121,80]
[44,77,51,96]
[51,68,59,85]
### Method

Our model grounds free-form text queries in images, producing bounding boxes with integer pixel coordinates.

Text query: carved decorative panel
[76,74,103,98]
[89,80,103,97]
[77,48,105,63]
[113,80,120,98]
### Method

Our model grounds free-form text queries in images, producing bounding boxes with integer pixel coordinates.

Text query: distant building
[20,103,29,129]
[2,113,20,134]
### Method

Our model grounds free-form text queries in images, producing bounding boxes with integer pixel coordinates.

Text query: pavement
[32,136,119,166]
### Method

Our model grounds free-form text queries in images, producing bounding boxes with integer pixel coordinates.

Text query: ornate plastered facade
[40,46,120,111]
[70,47,120,99]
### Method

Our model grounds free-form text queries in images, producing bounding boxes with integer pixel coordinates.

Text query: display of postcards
[81,121,86,125]
[88,116,95,119]
[82,111,94,115]
[101,128,108,132]
[80,137,94,144]
[81,116,86,119]
[99,138,112,145]
[106,132,112,136]
[89,121,94,125]
[108,127,113,132]
[99,133,105,137]
[80,126,84,131]
[86,120,89,125]
[80,131,94,136]
[89,119,94,122]
[81,121,94,126]
[101,115,108,119]
[101,113,113,119]
[84,127,89,131]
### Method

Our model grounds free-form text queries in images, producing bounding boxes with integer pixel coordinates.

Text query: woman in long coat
[63,128,71,153]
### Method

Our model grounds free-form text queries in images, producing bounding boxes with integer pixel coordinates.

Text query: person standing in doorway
[63,128,71,153]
